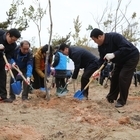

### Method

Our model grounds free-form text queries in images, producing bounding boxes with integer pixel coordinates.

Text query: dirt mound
[0,125,44,140]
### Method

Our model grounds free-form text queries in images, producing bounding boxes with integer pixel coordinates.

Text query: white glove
[0,44,4,50]
[26,77,30,85]
[104,53,115,61]
[12,62,16,68]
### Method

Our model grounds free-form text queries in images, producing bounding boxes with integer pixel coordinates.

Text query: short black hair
[41,44,52,54]
[59,43,69,51]
[6,28,21,38]
[20,40,30,47]
[90,28,104,38]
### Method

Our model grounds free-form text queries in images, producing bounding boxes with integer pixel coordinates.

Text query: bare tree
[44,0,53,101]
[0,0,28,32]
[87,0,140,45]
[23,0,46,47]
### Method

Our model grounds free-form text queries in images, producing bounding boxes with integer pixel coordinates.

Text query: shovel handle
[83,60,108,90]
[12,65,34,90]
[12,65,29,85]
[3,53,15,81]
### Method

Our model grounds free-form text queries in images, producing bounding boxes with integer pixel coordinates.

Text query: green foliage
[0,0,28,32]
[51,33,71,49]
[23,0,46,46]
[72,16,89,47]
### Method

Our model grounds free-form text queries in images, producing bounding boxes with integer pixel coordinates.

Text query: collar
[3,33,7,42]
[103,33,109,45]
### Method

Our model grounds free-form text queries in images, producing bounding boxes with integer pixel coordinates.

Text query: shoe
[115,102,124,108]
[3,98,14,103]
[22,97,28,101]
[56,88,69,97]
[106,97,114,103]
[0,97,7,102]
[40,87,46,92]
[81,96,88,100]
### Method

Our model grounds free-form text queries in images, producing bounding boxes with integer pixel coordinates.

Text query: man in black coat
[0,29,21,102]
[90,28,139,107]
[59,43,99,99]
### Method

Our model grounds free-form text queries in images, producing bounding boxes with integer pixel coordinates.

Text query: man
[8,40,33,102]
[59,43,99,99]
[0,28,21,102]
[90,28,139,107]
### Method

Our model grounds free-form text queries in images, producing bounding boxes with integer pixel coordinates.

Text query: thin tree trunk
[44,0,53,101]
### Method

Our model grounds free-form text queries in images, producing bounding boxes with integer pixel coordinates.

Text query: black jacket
[98,32,139,65]
[0,30,17,68]
[69,46,99,79]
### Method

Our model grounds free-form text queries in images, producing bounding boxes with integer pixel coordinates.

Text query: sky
[1,0,140,48]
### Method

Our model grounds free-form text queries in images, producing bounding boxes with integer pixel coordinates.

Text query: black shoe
[22,97,29,101]
[3,98,14,103]
[106,97,114,103]
[115,102,124,108]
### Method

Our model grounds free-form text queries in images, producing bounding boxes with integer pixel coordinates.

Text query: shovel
[12,65,34,91]
[3,53,22,95]
[74,60,108,100]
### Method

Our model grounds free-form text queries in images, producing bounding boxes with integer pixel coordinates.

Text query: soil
[0,76,140,140]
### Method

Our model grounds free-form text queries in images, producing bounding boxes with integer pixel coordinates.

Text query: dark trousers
[55,78,65,88]
[10,69,29,99]
[107,57,139,105]
[32,70,44,89]
[81,63,98,97]
[0,67,7,99]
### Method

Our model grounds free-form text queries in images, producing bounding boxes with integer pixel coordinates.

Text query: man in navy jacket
[9,40,33,102]
[0,29,21,102]
[59,43,99,99]
[90,28,139,107]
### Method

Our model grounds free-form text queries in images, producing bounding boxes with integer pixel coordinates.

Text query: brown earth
[0,76,140,140]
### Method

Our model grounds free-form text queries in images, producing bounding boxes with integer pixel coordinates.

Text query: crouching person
[32,44,53,91]
[52,47,68,96]
[7,40,33,102]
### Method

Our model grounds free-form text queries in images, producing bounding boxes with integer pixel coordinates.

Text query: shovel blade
[11,81,22,95]
[73,90,85,100]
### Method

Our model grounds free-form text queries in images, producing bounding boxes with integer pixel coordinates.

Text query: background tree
[0,0,28,32]
[51,32,71,48]
[87,0,140,46]
[23,0,46,47]
[72,16,89,47]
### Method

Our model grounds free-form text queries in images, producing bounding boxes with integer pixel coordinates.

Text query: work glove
[11,62,17,68]
[16,73,23,81]
[26,77,30,85]
[104,53,115,61]
[5,63,11,71]
[0,44,5,50]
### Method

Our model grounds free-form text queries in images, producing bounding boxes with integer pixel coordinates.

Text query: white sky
[1,0,140,48]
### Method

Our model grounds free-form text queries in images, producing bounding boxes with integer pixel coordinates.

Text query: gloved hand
[92,70,100,79]
[104,53,115,61]
[5,63,11,71]
[0,44,4,50]
[11,62,17,68]
[26,77,30,85]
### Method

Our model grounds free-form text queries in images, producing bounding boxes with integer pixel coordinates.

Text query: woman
[32,44,53,89]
